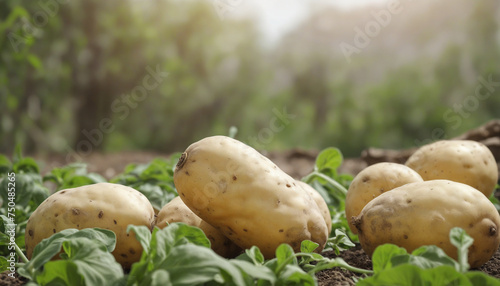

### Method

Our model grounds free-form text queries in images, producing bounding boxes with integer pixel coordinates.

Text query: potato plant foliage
[0,146,499,285]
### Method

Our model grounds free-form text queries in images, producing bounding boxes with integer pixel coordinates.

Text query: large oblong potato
[405,140,498,198]
[174,136,328,258]
[296,180,332,235]
[353,180,500,268]
[156,197,242,258]
[25,182,155,269]
[345,162,423,234]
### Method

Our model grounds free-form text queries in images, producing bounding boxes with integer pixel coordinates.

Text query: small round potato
[345,162,423,234]
[156,197,242,258]
[174,136,328,258]
[405,140,498,198]
[25,183,155,269]
[353,180,500,268]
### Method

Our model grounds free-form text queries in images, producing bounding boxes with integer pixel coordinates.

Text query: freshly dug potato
[25,182,155,269]
[174,136,328,258]
[405,140,498,198]
[296,180,332,235]
[353,180,500,268]
[345,162,423,234]
[156,197,242,258]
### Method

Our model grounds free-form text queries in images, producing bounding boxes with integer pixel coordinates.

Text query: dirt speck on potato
[98,211,104,218]
[72,208,80,215]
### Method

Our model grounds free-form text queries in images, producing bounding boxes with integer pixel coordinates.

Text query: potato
[345,162,423,234]
[174,136,328,258]
[156,196,242,257]
[25,182,155,269]
[296,180,332,235]
[405,140,498,198]
[353,180,500,268]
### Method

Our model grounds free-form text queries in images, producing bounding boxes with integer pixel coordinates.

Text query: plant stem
[308,258,373,275]
[15,242,29,264]
[303,172,348,195]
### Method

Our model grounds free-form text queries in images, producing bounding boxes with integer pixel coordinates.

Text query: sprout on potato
[405,140,498,197]
[345,162,423,234]
[353,180,500,268]
[25,182,155,269]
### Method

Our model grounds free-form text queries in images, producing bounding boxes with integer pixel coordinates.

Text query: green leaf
[35,260,83,286]
[314,147,343,172]
[13,157,40,174]
[36,237,123,286]
[158,244,245,286]
[127,225,152,254]
[21,228,117,280]
[0,154,12,175]
[27,54,43,71]
[229,259,276,283]
[325,229,355,255]
[275,243,297,270]
[127,223,211,284]
[358,264,471,286]
[147,269,172,286]
[371,244,408,272]
[242,245,265,265]
[300,240,319,253]
[409,245,460,271]
[465,271,500,286]
[449,227,473,273]
[277,264,316,286]
[0,256,9,272]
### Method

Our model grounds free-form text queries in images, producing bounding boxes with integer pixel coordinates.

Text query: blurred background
[1,0,500,160]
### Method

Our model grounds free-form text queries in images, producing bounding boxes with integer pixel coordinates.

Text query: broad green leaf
[229,259,276,283]
[371,244,408,272]
[36,238,123,286]
[358,264,470,286]
[275,243,297,271]
[0,256,10,272]
[35,260,83,286]
[465,271,500,286]
[0,154,11,175]
[127,225,152,254]
[242,245,265,265]
[314,147,343,172]
[147,269,172,286]
[277,264,316,286]
[22,228,117,279]
[159,244,245,286]
[13,157,40,174]
[409,245,459,271]
[449,227,473,273]
[300,240,319,253]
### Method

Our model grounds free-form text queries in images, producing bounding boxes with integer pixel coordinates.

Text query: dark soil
[14,149,500,285]
[316,244,500,285]
[0,272,27,286]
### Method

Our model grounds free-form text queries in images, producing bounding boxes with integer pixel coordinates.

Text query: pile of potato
[25,136,332,269]
[345,140,500,268]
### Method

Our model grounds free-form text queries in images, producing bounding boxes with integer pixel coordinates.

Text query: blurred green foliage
[1,0,499,158]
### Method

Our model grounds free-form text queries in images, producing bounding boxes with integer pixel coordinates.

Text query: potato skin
[174,136,328,258]
[405,140,498,198]
[345,162,423,234]
[353,180,500,268]
[296,181,332,235]
[25,183,155,269]
[156,197,241,258]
